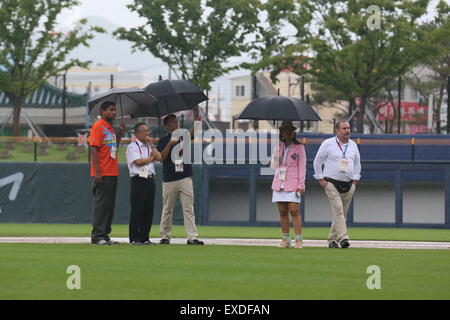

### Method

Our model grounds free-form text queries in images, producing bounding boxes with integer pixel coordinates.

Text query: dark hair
[279,128,301,144]
[134,122,147,132]
[100,101,115,112]
[335,120,349,130]
[163,114,177,126]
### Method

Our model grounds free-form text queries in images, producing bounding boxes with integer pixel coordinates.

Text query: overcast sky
[63,0,450,69]
[58,0,449,120]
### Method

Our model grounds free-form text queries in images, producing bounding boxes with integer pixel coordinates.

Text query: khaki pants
[324,183,356,244]
[160,177,198,241]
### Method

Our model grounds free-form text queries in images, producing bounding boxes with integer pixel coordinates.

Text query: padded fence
[0,162,202,225]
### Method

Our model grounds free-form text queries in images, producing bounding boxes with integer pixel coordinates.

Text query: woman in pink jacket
[271,121,307,249]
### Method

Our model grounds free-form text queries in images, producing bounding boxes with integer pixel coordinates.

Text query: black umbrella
[236,95,321,121]
[139,79,208,117]
[88,87,159,117]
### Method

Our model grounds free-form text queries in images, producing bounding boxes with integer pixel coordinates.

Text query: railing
[0,137,148,162]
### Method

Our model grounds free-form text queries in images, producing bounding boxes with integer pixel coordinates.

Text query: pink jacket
[271,142,306,192]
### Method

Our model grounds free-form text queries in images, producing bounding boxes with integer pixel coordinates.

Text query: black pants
[91,176,118,243]
[129,176,156,243]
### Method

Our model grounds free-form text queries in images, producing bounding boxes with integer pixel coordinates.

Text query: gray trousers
[91,176,118,242]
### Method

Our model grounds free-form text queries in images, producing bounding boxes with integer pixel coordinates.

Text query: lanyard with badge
[336,138,349,173]
[110,133,117,159]
[172,135,184,173]
[277,145,290,181]
[136,142,151,178]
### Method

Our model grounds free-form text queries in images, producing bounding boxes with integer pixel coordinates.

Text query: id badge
[278,167,287,181]
[340,158,349,173]
[175,159,184,172]
[139,166,149,178]
[110,146,117,159]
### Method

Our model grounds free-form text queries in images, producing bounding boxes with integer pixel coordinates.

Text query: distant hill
[68,16,167,76]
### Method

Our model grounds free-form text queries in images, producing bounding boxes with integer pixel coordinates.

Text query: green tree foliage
[0,0,104,136]
[249,0,444,133]
[114,0,260,91]
[405,0,450,133]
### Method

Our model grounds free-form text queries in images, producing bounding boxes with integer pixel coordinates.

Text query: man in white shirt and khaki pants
[313,120,361,249]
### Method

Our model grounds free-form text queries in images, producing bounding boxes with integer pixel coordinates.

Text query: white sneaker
[92,239,109,245]
[278,238,291,248]
[294,239,303,249]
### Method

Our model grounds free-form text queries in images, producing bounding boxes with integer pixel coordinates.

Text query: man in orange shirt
[89,101,125,245]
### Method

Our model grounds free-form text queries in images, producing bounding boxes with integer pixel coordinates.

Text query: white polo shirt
[313,136,361,182]
[126,140,156,177]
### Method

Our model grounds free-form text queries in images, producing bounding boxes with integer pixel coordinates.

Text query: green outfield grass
[1,223,450,242]
[0,243,449,299]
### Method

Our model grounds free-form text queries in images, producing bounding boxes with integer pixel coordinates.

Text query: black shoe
[187,239,204,245]
[159,239,170,244]
[143,240,156,246]
[131,241,142,245]
[328,241,339,248]
[340,239,350,249]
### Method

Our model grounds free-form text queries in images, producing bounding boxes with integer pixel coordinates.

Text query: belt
[132,174,154,179]
[325,177,351,184]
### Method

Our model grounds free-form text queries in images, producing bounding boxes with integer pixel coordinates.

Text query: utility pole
[447,75,450,134]
[252,74,258,129]
[397,76,402,134]
[205,90,209,120]
[217,85,221,121]
[348,98,354,132]
[300,75,305,133]
[62,71,67,130]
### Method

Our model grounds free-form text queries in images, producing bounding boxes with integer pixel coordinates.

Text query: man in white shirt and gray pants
[313,120,361,249]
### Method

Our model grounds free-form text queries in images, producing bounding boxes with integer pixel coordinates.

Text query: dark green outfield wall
[0,162,203,225]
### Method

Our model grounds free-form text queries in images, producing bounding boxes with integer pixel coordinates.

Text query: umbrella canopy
[236,95,321,121]
[88,87,159,117]
[140,79,208,117]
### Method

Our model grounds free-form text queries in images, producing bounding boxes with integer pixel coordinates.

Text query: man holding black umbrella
[157,114,204,245]
[89,101,126,245]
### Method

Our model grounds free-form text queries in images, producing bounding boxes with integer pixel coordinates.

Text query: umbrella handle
[119,94,123,117]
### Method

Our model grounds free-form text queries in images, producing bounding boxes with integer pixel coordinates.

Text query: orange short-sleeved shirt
[89,118,119,177]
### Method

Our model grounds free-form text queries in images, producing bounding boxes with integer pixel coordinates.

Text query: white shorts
[272,189,301,203]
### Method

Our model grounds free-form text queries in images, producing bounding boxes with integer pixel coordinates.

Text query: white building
[49,64,153,96]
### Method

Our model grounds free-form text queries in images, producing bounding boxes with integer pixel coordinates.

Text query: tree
[248,0,441,133]
[0,0,104,136]
[405,1,450,133]
[114,0,260,91]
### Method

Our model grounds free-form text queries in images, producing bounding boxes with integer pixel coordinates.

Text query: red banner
[376,101,428,122]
